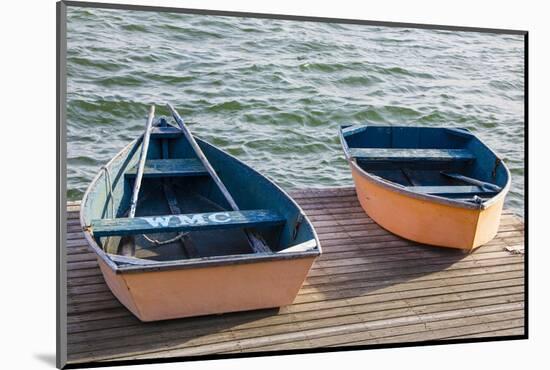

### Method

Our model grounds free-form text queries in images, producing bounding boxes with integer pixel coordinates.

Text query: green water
[66,8,525,215]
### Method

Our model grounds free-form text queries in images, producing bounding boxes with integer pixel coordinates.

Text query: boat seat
[406,185,499,197]
[349,148,475,162]
[125,158,208,178]
[150,126,183,139]
[90,209,286,238]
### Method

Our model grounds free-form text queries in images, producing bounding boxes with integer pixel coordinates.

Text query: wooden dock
[65,187,525,365]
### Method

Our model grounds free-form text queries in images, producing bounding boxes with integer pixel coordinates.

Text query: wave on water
[66,8,525,215]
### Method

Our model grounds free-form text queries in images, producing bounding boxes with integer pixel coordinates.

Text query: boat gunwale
[338,124,512,211]
[80,132,321,275]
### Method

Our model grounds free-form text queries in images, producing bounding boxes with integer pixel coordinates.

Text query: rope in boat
[102,166,188,248]
[142,232,188,246]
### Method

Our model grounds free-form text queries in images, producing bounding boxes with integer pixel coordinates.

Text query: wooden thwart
[91,209,286,237]
[125,159,208,178]
[349,148,475,162]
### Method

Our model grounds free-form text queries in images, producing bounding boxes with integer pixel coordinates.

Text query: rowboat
[339,125,511,251]
[80,105,320,321]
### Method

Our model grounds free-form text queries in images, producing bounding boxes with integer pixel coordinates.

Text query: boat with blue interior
[339,124,510,251]
[80,104,320,321]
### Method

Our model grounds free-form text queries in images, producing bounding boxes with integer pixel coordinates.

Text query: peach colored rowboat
[80,108,320,322]
[339,125,511,251]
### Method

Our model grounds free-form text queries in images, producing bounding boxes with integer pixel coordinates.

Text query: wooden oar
[117,105,156,256]
[167,103,271,253]
[440,172,502,192]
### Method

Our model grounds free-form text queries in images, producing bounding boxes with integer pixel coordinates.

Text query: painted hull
[97,255,316,321]
[349,161,505,250]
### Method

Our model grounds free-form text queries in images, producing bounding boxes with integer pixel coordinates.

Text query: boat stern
[97,255,317,322]
[349,162,503,251]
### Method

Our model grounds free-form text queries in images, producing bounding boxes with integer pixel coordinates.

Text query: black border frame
[56,1,528,369]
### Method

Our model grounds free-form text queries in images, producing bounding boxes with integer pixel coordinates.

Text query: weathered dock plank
[64,187,525,365]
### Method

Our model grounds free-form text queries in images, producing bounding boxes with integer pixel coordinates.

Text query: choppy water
[66,8,525,215]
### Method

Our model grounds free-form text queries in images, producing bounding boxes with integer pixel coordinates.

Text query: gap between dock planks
[64,187,525,364]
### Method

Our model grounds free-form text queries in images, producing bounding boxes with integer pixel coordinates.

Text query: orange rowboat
[80,106,320,321]
[339,125,511,251]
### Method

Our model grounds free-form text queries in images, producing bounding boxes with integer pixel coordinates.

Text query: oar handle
[167,104,240,211]
[440,171,502,192]
[128,105,156,218]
